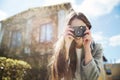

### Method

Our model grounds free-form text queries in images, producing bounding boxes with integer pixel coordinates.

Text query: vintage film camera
[72,26,86,37]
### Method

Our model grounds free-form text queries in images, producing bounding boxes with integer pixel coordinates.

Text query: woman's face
[70,18,87,48]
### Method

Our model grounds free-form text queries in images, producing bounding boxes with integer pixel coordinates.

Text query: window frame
[39,22,53,43]
[10,30,22,48]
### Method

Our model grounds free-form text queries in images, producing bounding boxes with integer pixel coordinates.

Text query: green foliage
[0,57,31,80]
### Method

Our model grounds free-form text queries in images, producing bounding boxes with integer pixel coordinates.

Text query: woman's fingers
[64,26,74,36]
[83,29,92,45]
[64,26,75,40]
[67,27,74,31]
[84,29,90,35]
[65,30,74,36]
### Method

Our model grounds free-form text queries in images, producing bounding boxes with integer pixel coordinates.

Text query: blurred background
[0,0,120,80]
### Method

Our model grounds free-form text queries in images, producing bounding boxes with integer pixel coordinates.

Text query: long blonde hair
[49,9,92,80]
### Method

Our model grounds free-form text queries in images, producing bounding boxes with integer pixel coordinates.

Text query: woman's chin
[75,39,83,48]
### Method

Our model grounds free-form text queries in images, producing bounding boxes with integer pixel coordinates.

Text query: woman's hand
[63,25,75,42]
[83,28,93,65]
[63,25,75,60]
[83,28,92,51]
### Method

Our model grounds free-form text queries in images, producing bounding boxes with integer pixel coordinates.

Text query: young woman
[49,10,103,80]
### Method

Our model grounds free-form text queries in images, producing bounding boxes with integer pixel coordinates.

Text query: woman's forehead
[70,18,87,27]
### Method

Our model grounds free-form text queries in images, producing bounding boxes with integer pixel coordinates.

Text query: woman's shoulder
[91,41,103,50]
[91,41,103,55]
[94,42,103,49]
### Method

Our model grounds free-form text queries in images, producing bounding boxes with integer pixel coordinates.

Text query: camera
[72,26,86,37]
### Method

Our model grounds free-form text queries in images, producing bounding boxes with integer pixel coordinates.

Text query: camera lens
[73,26,86,37]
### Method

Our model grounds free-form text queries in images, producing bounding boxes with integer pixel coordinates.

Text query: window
[11,31,22,48]
[40,23,53,42]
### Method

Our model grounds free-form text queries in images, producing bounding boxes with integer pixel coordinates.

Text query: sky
[0,0,120,63]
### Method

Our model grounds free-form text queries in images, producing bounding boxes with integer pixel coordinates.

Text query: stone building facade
[0,3,71,79]
[0,3,71,56]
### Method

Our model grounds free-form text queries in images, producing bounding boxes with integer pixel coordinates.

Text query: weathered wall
[0,3,71,80]
[0,3,71,56]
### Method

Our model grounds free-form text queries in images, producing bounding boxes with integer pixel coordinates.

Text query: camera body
[72,26,86,37]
